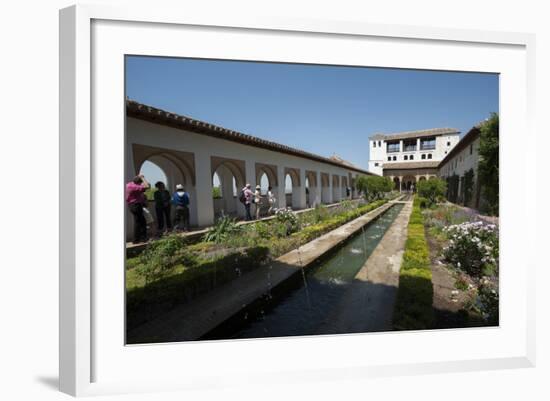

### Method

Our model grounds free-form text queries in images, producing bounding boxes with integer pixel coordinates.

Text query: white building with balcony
[368,128,460,190]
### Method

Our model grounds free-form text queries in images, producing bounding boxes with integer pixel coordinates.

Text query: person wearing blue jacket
[172,184,190,231]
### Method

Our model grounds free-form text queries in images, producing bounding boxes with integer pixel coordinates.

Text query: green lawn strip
[126,198,393,329]
[393,197,435,330]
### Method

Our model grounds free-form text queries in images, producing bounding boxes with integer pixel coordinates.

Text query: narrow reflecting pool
[222,203,404,339]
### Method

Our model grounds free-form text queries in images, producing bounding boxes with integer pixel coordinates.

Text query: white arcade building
[126,100,374,239]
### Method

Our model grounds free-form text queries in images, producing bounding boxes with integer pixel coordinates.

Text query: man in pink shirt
[125,174,150,243]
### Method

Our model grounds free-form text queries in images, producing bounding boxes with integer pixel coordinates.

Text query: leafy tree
[417,178,447,207]
[356,175,393,201]
[478,113,499,216]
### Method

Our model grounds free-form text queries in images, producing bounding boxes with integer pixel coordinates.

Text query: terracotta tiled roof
[126,100,375,176]
[329,154,362,170]
[371,127,460,141]
[383,161,440,170]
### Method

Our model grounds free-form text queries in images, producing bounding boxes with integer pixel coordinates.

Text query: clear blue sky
[127,56,498,185]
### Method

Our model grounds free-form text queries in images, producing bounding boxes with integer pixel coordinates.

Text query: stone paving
[316,199,413,334]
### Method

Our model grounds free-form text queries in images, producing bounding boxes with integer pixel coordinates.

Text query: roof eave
[126,100,375,176]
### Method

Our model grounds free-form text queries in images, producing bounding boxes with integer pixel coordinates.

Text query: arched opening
[285,173,294,208]
[129,145,199,239]
[212,171,222,199]
[250,171,270,218]
[140,160,168,191]
[350,177,357,199]
[419,176,427,182]
[393,177,400,191]
[305,177,310,207]
[128,153,196,241]
[283,168,303,210]
[341,176,348,199]
[402,175,417,192]
[255,163,279,211]
[137,160,169,237]
[321,173,331,204]
[210,158,246,221]
[212,163,240,219]
[332,175,340,202]
[259,172,269,195]
[305,171,319,207]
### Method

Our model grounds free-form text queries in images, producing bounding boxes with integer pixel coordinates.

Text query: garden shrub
[442,221,498,277]
[253,221,272,240]
[416,196,429,209]
[393,197,434,330]
[137,234,195,283]
[339,199,354,211]
[477,284,499,325]
[274,208,300,235]
[356,175,393,201]
[417,178,447,207]
[203,214,241,244]
[311,204,329,223]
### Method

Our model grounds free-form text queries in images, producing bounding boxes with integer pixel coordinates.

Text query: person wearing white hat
[254,184,262,220]
[172,184,190,231]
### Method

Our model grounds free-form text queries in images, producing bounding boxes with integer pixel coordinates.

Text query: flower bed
[443,221,498,277]
[393,197,434,330]
[423,204,499,325]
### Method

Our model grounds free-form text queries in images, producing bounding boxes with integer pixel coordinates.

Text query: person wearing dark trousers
[241,183,253,221]
[153,181,172,234]
[125,174,150,243]
[172,184,190,231]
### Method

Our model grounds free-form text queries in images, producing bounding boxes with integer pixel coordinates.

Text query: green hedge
[127,246,269,331]
[294,199,388,243]
[393,197,434,330]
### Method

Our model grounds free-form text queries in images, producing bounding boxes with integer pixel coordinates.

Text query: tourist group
[125,176,277,243]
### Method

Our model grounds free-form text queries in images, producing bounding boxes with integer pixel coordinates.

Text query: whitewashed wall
[126,117,362,240]
[368,133,460,175]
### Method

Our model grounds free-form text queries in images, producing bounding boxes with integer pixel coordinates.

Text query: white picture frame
[59,4,536,397]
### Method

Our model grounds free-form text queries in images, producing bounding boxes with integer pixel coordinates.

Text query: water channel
[214,203,405,340]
